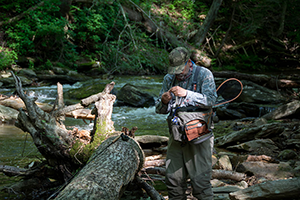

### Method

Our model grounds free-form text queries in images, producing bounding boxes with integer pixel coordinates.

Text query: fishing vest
[167,66,213,144]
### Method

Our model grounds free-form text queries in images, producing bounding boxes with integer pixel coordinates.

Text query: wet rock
[52,67,70,75]
[227,139,279,154]
[117,83,155,107]
[227,102,260,117]
[213,185,244,193]
[216,107,246,120]
[0,104,18,124]
[229,177,300,200]
[236,161,294,180]
[238,80,287,104]
[214,155,233,171]
[17,68,37,79]
[135,135,169,146]
[261,100,300,120]
[278,149,298,160]
[0,75,33,87]
[64,79,107,100]
[215,123,284,147]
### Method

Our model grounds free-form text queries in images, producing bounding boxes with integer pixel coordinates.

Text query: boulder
[117,84,155,107]
[236,161,294,180]
[238,80,287,104]
[227,139,279,155]
[0,104,18,124]
[214,155,233,171]
[261,100,300,120]
[229,177,300,200]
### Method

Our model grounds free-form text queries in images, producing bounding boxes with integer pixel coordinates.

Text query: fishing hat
[168,47,191,74]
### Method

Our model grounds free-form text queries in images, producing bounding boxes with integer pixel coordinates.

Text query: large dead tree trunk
[55,135,145,199]
[10,72,117,179]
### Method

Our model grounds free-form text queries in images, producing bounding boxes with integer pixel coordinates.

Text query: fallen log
[0,96,96,120]
[55,135,145,199]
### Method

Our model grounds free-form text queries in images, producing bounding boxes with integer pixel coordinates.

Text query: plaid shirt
[155,64,217,114]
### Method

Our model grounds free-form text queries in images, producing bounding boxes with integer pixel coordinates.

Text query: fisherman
[155,47,217,199]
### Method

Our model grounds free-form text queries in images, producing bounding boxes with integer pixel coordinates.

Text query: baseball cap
[168,47,191,74]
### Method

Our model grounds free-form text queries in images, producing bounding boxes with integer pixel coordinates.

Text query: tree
[189,0,223,47]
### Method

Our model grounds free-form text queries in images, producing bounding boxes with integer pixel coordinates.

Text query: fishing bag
[167,107,213,144]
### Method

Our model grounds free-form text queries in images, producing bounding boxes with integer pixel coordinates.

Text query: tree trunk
[189,0,223,47]
[55,135,145,199]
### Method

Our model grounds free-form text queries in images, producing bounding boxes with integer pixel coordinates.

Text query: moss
[65,84,106,100]
[213,121,234,138]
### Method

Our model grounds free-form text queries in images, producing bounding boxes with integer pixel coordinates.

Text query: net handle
[214,78,243,107]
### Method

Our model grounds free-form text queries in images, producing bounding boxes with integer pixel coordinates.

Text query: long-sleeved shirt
[155,64,217,115]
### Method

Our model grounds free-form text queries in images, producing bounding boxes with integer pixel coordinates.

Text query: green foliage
[3,0,77,68]
[1,0,299,73]
[0,47,18,70]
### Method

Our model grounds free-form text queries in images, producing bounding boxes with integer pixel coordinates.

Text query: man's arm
[155,75,173,114]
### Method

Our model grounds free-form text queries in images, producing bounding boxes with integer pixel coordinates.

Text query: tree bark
[55,135,145,199]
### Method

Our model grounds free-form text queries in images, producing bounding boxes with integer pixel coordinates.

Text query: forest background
[0,0,299,75]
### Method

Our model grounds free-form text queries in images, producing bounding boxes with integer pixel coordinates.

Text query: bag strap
[192,65,201,92]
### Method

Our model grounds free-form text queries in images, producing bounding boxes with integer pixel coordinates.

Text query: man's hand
[169,86,187,97]
[161,91,172,104]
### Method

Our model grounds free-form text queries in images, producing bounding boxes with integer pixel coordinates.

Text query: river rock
[0,104,18,124]
[216,107,246,120]
[17,68,37,79]
[238,80,287,104]
[117,83,155,107]
[0,75,33,88]
[278,149,298,160]
[229,177,300,200]
[227,102,261,117]
[64,79,108,100]
[227,139,279,154]
[214,155,233,171]
[236,161,294,180]
[135,135,168,147]
[215,123,285,147]
[261,100,300,120]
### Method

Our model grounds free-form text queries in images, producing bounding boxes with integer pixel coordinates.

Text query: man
[155,47,217,200]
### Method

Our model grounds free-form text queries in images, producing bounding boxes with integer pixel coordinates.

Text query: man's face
[176,60,190,79]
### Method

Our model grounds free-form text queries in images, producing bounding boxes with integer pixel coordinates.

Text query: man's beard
[176,73,185,80]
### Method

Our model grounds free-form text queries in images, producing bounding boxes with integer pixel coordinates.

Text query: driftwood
[135,176,165,200]
[0,96,96,120]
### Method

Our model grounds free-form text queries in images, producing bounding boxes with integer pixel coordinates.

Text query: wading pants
[165,135,213,200]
